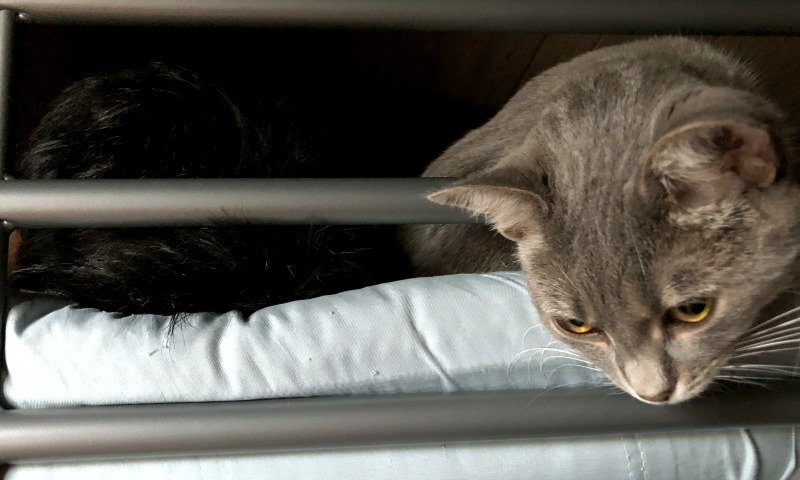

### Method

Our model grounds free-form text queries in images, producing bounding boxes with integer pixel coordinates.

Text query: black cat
[11,64,416,315]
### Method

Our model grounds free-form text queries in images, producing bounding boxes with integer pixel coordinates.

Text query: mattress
[3,272,799,479]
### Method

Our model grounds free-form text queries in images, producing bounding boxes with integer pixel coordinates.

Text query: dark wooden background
[11,26,800,176]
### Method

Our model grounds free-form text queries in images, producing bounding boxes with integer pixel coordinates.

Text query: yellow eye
[669,298,715,323]
[559,318,595,334]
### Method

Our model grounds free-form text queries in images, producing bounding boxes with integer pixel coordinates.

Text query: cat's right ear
[645,87,784,211]
[427,170,547,242]
[647,119,780,210]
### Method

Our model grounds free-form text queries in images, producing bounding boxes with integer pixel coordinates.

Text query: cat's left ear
[427,169,547,242]
[649,120,780,209]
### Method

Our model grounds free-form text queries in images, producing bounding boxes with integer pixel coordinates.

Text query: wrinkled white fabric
[4,272,796,479]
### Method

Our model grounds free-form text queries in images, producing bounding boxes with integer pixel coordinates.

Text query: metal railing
[4,387,800,462]
[0,178,474,227]
[3,0,800,33]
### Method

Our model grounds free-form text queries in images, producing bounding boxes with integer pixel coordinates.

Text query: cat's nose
[622,356,675,403]
[639,388,673,403]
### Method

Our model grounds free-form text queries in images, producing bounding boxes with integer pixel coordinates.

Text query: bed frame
[0,0,798,464]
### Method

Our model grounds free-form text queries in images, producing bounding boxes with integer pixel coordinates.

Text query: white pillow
[4,271,609,407]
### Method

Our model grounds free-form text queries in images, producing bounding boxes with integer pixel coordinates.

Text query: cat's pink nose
[639,389,673,403]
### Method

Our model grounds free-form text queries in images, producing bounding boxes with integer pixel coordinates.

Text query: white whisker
[521,324,546,347]
[507,347,578,366]
[715,375,769,387]
[717,374,772,381]
[705,381,734,395]
[541,354,595,366]
[736,327,800,349]
[544,363,603,384]
[730,346,800,359]
[745,306,800,335]
[724,363,800,370]
[555,264,580,293]
[735,337,800,352]
[526,381,611,406]
[626,225,647,278]
[506,344,583,381]
[721,365,800,377]
[747,316,800,337]
[740,326,800,344]
[601,388,627,399]
[527,352,537,382]
[738,319,800,344]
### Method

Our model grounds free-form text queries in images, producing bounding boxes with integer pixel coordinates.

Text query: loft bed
[0,0,798,477]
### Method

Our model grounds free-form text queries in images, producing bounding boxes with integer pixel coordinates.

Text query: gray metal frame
[6,0,800,33]
[0,178,475,227]
[0,10,14,406]
[0,0,798,465]
[4,387,800,463]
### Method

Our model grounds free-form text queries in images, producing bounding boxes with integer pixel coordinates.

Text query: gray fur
[401,38,800,404]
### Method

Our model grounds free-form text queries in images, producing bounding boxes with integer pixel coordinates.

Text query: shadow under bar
[2,387,800,463]
[8,0,800,34]
[0,178,477,227]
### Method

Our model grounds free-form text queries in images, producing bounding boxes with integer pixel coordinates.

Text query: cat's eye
[557,318,595,335]
[668,298,715,323]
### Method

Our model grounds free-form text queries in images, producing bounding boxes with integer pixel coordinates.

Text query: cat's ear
[427,169,547,242]
[649,120,780,209]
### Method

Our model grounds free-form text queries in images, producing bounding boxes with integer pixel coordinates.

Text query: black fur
[11,64,406,315]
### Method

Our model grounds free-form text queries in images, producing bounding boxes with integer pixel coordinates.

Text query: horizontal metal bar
[2,387,800,463]
[0,178,477,227]
[8,0,800,33]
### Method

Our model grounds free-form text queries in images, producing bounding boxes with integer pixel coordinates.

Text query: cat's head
[429,87,800,404]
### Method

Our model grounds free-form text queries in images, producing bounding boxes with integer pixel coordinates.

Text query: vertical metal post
[0,9,15,410]
[0,10,13,176]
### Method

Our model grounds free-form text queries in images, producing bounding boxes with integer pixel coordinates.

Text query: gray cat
[401,37,800,404]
